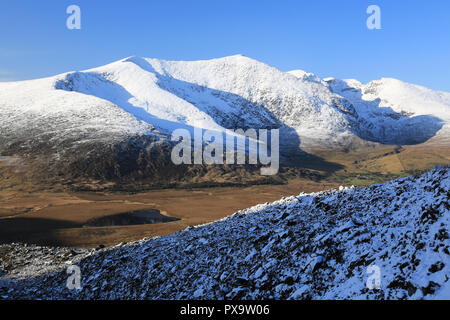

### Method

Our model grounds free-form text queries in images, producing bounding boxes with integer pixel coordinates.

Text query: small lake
[83,210,180,227]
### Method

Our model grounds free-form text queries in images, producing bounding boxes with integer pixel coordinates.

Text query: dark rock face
[2,127,333,191]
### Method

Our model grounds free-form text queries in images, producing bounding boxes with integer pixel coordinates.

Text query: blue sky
[1,0,449,91]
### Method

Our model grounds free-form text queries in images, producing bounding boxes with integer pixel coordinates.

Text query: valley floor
[0,178,339,248]
[0,144,449,248]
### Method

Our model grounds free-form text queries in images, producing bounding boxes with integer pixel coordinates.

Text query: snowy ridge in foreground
[1,168,449,299]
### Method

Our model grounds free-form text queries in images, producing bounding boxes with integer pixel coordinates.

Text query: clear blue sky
[1,0,449,91]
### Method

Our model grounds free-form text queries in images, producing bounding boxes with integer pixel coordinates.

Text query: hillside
[0,55,449,190]
[1,167,448,299]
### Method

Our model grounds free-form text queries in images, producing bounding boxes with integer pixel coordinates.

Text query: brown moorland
[0,144,449,248]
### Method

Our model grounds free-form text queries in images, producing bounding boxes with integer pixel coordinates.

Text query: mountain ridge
[1,167,448,299]
[0,55,449,188]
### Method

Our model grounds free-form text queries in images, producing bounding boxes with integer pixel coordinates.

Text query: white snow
[326,77,450,144]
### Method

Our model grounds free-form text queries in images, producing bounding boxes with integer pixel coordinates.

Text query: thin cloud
[0,70,16,81]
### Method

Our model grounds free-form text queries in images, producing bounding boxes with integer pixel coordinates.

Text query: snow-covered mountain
[1,167,449,299]
[324,76,450,145]
[1,55,448,149]
[0,55,449,185]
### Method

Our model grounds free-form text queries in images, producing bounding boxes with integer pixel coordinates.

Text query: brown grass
[0,178,337,248]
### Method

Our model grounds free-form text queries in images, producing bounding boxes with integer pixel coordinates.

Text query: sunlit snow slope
[1,54,448,153]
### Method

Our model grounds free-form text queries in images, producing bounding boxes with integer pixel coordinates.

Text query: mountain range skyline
[1,53,448,192]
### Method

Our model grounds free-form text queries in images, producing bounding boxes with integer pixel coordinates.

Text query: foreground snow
[1,168,449,300]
